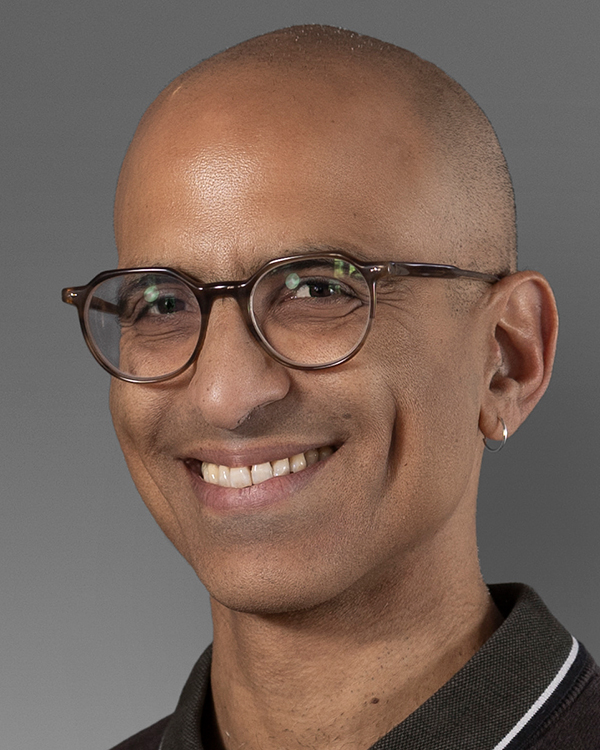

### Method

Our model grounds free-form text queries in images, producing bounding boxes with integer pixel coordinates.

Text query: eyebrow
[124,243,384,283]
[296,243,376,263]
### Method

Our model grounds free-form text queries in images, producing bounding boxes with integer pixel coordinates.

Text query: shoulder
[108,715,171,750]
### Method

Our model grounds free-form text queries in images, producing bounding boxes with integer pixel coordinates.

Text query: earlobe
[479,271,558,441]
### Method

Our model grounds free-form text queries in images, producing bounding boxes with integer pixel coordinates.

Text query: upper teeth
[200,446,334,488]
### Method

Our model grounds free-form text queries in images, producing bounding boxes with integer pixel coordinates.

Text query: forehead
[114,66,442,276]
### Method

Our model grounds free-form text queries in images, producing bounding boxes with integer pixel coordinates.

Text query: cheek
[372,311,484,515]
[109,379,157,458]
[376,297,483,430]
[109,381,194,555]
[109,377,187,459]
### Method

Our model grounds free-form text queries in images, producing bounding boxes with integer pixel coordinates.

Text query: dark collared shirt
[111,584,600,750]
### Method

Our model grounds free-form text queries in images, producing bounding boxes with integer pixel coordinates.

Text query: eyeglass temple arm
[386,262,500,283]
[62,288,120,315]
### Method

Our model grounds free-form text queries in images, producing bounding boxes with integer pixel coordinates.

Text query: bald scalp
[118,25,516,278]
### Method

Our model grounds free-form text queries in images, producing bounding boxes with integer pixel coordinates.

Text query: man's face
[110,69,492,614]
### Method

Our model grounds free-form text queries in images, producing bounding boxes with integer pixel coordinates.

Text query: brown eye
[293,279,349,299]
[144,294,185,316]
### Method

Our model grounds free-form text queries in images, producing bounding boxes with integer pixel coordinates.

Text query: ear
[479,271,558,441]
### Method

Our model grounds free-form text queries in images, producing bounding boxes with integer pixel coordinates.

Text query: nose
[185,298,291,430]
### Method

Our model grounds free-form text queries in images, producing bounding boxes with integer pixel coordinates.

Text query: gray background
[2,1,598,748]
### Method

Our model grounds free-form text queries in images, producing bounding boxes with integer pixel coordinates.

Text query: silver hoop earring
[483,417,508,453]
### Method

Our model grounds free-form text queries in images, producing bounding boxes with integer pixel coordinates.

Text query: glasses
[62,252,500,383]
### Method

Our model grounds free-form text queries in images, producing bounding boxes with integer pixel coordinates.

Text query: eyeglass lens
[84,257,372,379]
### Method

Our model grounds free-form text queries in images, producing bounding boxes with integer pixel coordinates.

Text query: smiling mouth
[185,446,336,489]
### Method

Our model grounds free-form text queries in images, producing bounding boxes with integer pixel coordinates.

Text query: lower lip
[184,457,331,514]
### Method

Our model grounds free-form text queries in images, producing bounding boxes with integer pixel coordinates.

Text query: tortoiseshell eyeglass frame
[62,251,502,383]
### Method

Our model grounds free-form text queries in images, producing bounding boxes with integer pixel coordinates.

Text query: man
[62,25,599,750]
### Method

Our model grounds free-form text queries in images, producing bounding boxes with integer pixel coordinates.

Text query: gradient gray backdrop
[2,1,598,748]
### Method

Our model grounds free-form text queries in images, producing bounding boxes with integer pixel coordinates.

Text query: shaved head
[108,24,558,633]
[116,25,516,279]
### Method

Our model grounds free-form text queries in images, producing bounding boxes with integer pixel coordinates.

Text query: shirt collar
[160,584,582,750]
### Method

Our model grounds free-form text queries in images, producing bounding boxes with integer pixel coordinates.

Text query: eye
[292,278,352,299]
[123,290,187,322]
[143,291,186,316]
[251,258,371,327]
[116,280,197,328]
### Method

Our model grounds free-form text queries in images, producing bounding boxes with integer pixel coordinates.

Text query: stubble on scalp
[117,25,517,288]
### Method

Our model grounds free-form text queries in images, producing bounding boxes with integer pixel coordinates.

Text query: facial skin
[115,73,457,604]
[111,42,555,618]
[109,28,558,749]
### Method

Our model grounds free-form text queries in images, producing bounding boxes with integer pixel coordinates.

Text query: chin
[192,553,359,617]
[210,591,322,617]
[206,581,339,617]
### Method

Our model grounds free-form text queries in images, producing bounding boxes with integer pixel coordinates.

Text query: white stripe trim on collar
[491,636,579,750]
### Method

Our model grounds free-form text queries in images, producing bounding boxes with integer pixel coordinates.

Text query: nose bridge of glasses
[200,278,251,299]
[197,278,261,352]
[196,278,254,323]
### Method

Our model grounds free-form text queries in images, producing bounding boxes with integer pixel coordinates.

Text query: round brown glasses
[62,252,500,383]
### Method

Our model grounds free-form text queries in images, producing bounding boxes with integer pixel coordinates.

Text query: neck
[204,522,502,750]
